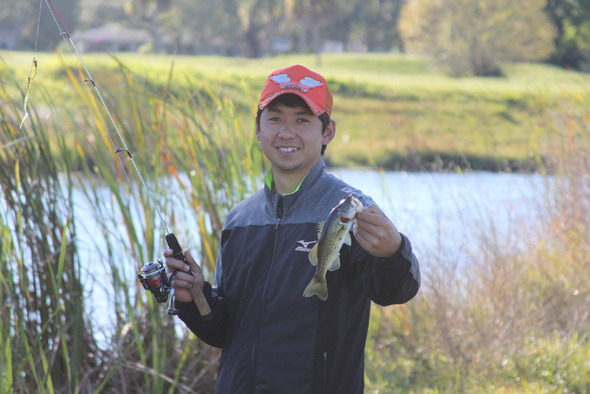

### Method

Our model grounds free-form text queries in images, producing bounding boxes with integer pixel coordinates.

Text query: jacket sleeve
[174,281,229,348]
[353,232,421,306]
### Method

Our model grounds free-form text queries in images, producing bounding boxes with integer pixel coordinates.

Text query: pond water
[331,169,550,263]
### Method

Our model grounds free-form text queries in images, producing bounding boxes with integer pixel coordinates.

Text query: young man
[165,65,420,393]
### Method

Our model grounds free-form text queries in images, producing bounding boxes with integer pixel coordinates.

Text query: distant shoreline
[325,151,550,173]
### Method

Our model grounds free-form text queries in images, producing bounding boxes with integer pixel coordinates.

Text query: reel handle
[166,233,212,318]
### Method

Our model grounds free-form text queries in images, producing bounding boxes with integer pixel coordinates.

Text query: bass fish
[303,193,364,301]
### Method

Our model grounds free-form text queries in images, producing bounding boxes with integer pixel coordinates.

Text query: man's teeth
[279,147,298,152]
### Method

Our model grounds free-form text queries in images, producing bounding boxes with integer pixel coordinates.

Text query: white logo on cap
[270,74,323,92]
[271,74,291,84]
[300,77,323,88]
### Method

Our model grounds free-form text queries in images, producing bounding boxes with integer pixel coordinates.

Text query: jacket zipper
[249,195,284,392]
[275,195,283,230]
[323,351,328,392]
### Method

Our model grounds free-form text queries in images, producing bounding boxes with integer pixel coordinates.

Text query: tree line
[2,0,590,76]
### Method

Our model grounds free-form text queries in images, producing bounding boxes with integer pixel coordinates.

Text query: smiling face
[256,96,335,194]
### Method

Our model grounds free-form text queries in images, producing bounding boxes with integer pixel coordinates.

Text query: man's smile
[278,146,300,153]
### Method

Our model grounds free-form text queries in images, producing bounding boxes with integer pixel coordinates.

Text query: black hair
[256,94,331,155]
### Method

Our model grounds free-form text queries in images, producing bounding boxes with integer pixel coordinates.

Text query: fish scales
[303,194,364,301]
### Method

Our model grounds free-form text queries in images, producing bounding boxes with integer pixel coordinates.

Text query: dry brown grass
[365,93,590,392]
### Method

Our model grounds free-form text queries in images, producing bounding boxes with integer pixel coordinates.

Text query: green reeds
[1,62,98,392]
[1,52,263,392]
[59,55,262,391]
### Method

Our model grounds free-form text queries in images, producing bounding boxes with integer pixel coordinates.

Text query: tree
[400,0,555,76]
[1,0,80,50]
[122,0,173,53]
[321,0,356,50]
[353,0,405,52]
[79,0,127,27]
[160,0,241,55]
[545,0,590,70]
[2,0,412,56]
[240,0,284,57]
[288,0,334,55]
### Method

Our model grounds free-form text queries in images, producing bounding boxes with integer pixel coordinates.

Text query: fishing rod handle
[166,233,212,318]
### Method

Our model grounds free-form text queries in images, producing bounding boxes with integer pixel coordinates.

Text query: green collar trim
[265,170,307,196]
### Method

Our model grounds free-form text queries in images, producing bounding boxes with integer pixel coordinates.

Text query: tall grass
[69,56,265,391]
[364,92,590,392]
[69,56,264,391]
[1,52,263,392]
[0,64,98,392]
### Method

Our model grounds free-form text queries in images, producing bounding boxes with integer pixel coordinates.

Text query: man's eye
[297,118,310,123]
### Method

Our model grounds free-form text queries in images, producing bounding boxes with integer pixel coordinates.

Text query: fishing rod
[37,0,211,318]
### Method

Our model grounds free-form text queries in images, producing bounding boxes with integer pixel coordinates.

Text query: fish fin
[328,256,341,271]
[303,275,328,301]
[316,221,325,237]
[308,243,318,266]
[344,231,352,246]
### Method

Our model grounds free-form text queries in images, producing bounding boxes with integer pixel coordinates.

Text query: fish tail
[303,276,328,301]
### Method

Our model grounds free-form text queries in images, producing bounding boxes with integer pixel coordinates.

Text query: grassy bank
[364,91,590,393]
[1,51,589,392]
[3,50,590,171]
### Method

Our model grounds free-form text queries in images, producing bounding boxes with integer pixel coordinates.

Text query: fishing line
[34,0,43,53]
[41,0,170,235]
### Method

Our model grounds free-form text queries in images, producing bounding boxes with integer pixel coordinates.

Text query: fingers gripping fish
[303,194,364,300]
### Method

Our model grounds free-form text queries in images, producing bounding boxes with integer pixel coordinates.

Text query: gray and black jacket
[176,159,420,394]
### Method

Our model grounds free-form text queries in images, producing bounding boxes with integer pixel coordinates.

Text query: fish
[303,193,364,301]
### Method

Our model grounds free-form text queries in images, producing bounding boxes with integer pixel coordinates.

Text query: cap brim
[259,89,325,116]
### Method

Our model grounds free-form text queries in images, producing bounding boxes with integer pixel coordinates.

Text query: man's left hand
[354,204,402,258]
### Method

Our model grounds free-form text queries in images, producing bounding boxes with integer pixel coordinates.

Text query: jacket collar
[264,159,326,213]
[264,158,325,197]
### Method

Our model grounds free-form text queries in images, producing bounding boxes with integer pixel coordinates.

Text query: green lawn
[2,50,588,171]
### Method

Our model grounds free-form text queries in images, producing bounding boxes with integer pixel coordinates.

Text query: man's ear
[322,119,336,145]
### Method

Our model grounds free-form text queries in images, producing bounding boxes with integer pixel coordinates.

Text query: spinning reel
[138,258,181,315]
[137,233,212,318]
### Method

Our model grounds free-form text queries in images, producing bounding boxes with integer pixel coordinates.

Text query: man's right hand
[164,249,205,303]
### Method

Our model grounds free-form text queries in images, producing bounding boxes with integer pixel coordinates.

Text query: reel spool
[137,233,211,318]
[138,259,170,304]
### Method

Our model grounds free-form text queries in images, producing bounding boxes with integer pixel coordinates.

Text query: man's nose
[277,121,296,138]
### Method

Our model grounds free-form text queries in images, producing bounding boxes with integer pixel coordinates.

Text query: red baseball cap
[258,65,333,116]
